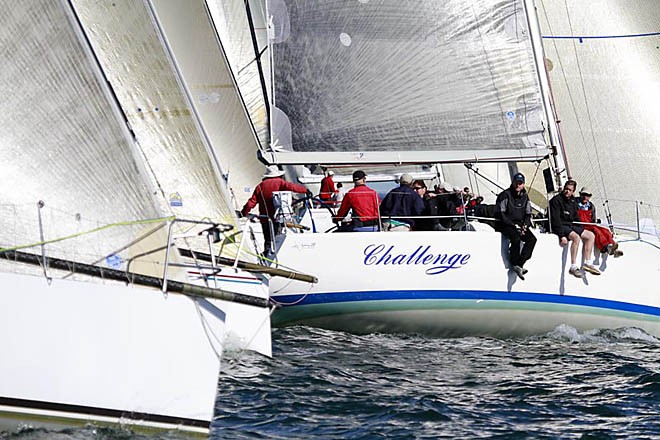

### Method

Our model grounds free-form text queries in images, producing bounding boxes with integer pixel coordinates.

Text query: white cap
[263,165,285,178]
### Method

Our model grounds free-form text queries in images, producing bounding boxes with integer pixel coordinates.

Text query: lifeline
[363,244,470,275]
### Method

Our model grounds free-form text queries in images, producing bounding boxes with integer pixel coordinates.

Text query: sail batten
[266,0,551,164]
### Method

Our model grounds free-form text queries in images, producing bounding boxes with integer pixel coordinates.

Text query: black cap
[512,173,525,183]
[352,170,367,181]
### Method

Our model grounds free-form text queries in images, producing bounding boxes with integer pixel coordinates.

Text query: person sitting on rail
[494,173,536,280]
[576,187,623,258]
[549,179,601,278]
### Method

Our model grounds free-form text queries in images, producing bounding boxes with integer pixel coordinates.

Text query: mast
[523,0,568,190]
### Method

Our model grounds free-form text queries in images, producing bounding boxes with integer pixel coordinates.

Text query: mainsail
[262,0,553,165]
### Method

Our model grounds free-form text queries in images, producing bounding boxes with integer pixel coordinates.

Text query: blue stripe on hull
[271,290,660,319]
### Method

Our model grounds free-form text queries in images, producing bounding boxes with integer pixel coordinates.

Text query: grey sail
[539,0,660,230]
[263,0,553,165]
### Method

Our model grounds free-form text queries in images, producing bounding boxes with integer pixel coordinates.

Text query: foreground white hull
[270,230,660,338]
[0,271,270,435]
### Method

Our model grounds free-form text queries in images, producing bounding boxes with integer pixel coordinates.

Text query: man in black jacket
[548,179,600,278]
[495,173,536,280]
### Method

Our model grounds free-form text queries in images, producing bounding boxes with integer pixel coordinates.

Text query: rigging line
[236,45,268,76]
[0,216,175,254]
[543,31,660,40]
[516,0,532,138]
[193,299,222,362]
[62,222,167,280]
[562,0,608,200]
[539,3,592,182]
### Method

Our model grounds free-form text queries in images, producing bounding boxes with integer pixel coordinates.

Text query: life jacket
[577,208,593,224]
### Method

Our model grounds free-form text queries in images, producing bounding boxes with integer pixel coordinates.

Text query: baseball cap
[352,170,367,181]
[512,173,525,183]
[399,173,413,185]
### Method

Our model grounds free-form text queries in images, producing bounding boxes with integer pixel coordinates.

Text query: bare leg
[568,231,580,266]
[581,230,595,264]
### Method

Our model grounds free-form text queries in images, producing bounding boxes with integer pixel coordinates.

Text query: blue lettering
[376,245,395,265]
[362,244,471,275]
[432,254,447,265]
[391,253,407,265]
[413,246,431,264]
[364,244,384,265]
[405,246,423,264]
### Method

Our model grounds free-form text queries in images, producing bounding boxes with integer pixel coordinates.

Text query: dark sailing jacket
[549,193,580,238]
[495,186,532,227]
[380,185,425,226]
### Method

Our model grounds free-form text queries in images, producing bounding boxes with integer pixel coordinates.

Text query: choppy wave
[212,325,659,439]
[3,325,659,439]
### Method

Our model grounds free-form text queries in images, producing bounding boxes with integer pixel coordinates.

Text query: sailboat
[216,0,660,337]
[0,0,294,435]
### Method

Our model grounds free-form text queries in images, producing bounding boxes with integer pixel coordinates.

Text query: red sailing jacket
[335,185,380,222]
[319,175,337,201]
[241,177,307,222]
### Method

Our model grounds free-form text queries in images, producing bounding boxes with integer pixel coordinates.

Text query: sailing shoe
[568,266,583,278]
[512,265,525,280]
[613,250,624,258]
[606,242,619,256]
[582,263,601,275]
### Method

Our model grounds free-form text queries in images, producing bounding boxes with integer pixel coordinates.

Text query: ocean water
[4,325,659,439]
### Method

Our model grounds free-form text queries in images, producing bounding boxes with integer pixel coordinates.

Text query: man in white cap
[241,165,308,256]
[380,173,424,231]
[576,187,623,258]
[319,169,338,205]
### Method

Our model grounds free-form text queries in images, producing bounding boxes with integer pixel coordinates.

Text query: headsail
[539,0,660,230]
[262,0,553,165]
[0,1,162,270]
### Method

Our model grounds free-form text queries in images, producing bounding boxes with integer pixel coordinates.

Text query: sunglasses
[413,187,425,190]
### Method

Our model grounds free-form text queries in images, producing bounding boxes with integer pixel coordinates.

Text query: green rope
[0,216,176,253]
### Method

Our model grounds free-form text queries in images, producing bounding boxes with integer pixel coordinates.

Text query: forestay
[263,0,553,165]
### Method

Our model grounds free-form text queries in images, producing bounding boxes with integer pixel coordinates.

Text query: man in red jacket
[333,170,381,232]
[319,170,338,205]
[241,165,308,255]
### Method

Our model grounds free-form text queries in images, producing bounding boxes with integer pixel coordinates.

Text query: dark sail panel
[267,0,550,163]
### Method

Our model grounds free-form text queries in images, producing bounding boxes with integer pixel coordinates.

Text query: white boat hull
[270,230,660,338]
[0,270,270,435]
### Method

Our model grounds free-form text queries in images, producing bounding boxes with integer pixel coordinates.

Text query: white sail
[0,1,162,265]
[0,0,272,434]
[70,0,242,222]
[207,0,271,150]
[539,0,660,230]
